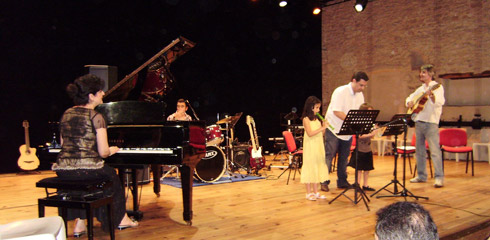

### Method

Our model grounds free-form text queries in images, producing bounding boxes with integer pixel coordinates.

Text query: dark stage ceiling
[1,0,322,173]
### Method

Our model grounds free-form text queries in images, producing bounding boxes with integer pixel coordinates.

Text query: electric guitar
[18,120,40,171]
[246,115,265,170]
[407,83,441,115]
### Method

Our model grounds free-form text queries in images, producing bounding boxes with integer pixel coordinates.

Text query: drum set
[194,112,251,183]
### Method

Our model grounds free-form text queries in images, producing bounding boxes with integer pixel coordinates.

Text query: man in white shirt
[406,64,445,188]
[321,72,368,191]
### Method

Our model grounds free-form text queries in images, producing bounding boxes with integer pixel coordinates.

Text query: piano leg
[151,164,161,197]
[179,165,194,226]
[116,167,144,221]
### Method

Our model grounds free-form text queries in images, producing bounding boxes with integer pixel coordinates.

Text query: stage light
[279,0,287,7]
[313,7,321,15]
[354,0,368,12]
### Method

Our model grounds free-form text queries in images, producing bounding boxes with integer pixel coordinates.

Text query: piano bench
[36,177,115,240]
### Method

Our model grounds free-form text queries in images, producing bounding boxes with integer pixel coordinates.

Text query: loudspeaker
[123,166,151,185]
[84,65,118,92]
[233,144,250,171]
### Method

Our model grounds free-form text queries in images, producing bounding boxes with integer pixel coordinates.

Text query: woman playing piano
[51,74,138,237]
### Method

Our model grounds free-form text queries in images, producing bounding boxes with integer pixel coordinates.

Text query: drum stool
[36,177,115,240]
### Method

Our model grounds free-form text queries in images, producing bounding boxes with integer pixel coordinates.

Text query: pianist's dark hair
[301,96,322,121]
[66,74,105,106]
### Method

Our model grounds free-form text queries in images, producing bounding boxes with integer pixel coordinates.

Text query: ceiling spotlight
[279,0,287,7]
[313,7,321,15]
[354,0,368,12]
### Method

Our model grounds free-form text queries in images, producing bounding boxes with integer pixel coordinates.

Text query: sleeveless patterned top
[52,107,106,170]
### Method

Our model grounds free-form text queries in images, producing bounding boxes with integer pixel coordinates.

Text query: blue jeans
[324,130,352,186]
[415,122,444,181]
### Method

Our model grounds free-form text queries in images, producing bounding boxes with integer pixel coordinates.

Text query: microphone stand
[186,100,200,120]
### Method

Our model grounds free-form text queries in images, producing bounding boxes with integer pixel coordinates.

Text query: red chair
[350,135,357,151]
[439,128,474,176]
[398,134,433,178]
[279,131,303,184]
[332,135,356,173]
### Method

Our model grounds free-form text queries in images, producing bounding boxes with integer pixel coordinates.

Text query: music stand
[328,110,379,211]
[371,114,428,201]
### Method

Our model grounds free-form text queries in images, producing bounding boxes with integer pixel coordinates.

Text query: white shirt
[405,81,445,124]
[167,112,192,121]
[326,83,365,141]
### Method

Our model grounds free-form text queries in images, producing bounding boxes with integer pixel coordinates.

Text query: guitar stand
[161,165,179,180]
[277,154,301,185]
[370,114,428,201]
[328,109,379,211]
[227,158,248,178]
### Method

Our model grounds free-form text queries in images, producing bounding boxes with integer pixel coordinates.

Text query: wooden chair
[36,177,115,240]
[440,128,474,176]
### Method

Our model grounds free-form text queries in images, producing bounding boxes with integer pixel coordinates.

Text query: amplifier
[121,165,151,185]
[232,144,250,171]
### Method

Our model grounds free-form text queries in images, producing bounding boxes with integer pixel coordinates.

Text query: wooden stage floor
[1,154,489,239]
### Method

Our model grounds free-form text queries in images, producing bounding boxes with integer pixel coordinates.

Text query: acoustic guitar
[246,115,265,170]
[18,120,40,171]
[407,83,441,115]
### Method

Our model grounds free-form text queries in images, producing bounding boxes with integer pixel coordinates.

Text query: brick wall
[321,0,490,122]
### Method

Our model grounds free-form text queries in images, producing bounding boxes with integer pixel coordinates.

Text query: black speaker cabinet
[122,166,151,185]
[85,65,118,92]
[232,144,250,171]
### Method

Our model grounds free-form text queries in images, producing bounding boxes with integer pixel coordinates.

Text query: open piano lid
[102,36,196,102]
[96,36,195,123]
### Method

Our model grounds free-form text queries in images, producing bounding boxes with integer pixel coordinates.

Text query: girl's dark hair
[66,74,105,105]
[301,96,322,121]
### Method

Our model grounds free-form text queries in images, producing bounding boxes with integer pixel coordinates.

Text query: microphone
[185,99,200,121]
[284,107,298,120]
[316,113,335,130]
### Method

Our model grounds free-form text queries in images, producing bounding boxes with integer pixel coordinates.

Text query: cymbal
[216,116,233,124]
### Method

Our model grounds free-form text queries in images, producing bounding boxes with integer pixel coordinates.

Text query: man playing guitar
[406,64,445,188]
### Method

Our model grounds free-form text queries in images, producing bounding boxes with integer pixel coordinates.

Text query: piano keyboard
[48,148,173,154]
[118,148,173,154]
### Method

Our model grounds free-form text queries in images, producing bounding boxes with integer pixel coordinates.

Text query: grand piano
[50,37,204,225]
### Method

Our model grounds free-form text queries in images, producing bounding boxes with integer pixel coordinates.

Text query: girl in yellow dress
[300,96,330,201]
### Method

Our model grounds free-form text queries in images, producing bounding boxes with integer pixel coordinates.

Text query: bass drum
[195,146,226,182]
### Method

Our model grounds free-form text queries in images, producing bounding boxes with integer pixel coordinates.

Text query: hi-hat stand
[328,110,379,211]
[371,114,428,201]
[218,113,246,179]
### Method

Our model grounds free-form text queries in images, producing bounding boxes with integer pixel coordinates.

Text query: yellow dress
[300,119,329,183]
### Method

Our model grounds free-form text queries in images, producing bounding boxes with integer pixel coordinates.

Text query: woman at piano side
[51,74,138,237]
[167,98,192,121]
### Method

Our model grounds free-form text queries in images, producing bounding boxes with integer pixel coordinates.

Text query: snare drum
[205,125,223,146]
[195,146,226,182]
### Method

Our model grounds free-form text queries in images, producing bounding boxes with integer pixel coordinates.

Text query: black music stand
[371,114,428,201]
[328,110,379,211]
